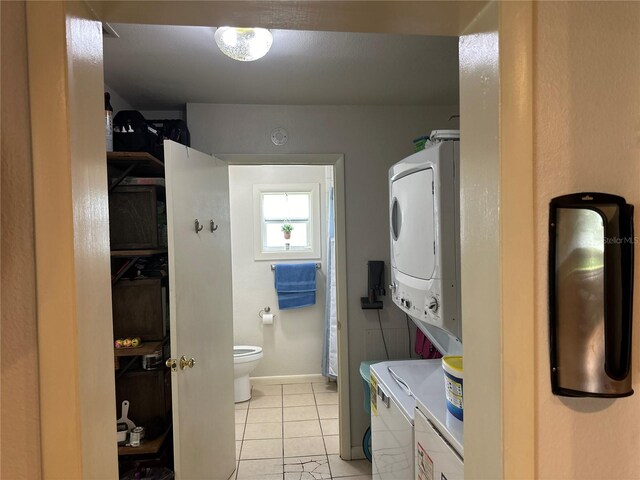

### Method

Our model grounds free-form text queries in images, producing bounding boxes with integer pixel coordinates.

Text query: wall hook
[195,219,204,233]
[210,219,218,232]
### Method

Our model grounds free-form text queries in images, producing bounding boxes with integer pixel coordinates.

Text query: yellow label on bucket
[370,374,378,416]
[445,377,463,397]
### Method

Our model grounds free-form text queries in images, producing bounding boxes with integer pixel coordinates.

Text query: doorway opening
[226,159,344,463]
[105,24,458,468]
[228,163,338,383]
[25,2,538,478]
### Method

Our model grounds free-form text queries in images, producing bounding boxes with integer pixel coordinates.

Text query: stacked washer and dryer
[371,131,464,480]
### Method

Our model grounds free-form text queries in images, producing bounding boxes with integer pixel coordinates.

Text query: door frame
[24,2,535,478]
[219,153,351,459]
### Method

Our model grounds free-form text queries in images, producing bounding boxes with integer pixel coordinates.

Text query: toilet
[233,345,263,403]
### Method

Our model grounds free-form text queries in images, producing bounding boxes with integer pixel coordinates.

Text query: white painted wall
[534,2,640,478]
[229,165,329,376]
[187,102,458,447]
[104,82,132,113]
[140,109,185,121]
[104,83,185,120]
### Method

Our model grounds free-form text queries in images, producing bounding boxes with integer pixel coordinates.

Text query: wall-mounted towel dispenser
[548,192,634,397]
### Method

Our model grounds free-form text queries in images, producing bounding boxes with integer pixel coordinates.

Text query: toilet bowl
[233,345,263,403]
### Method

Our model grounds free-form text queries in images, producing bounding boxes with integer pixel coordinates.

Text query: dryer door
[391,168,435,281]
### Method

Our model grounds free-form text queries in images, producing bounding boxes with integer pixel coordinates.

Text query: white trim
[218,153,343,165]
[350,446,366,460]
[250,374,327,386]
[221,153,351,459]
[333,156,351,460]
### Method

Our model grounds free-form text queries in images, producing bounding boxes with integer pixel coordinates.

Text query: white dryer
[388,131,461,355]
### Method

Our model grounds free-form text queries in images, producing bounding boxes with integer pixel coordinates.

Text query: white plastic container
[442,356,463,421]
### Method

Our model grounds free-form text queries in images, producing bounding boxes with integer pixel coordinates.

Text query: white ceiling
[103,24,459,110]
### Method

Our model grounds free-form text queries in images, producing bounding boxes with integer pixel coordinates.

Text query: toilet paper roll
[262,313,274,325]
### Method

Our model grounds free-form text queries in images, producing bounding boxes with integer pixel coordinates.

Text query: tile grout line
[313,384,333,479]
[281,384,285,479]
[238,384,359,479]
[236,403,248,480]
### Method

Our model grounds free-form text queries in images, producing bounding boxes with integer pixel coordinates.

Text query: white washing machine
[370,360,423,480]
[370,359,463,480]
[414,379,463,480]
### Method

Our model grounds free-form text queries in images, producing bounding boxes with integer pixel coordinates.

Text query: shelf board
[114,341,162,357]
[111,248,167,257]
[118,427,170,457]
[107,151,164,178]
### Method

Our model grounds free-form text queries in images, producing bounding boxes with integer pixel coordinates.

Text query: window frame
[253,183,322,260]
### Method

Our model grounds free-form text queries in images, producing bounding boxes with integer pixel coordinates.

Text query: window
[253,184,321,260]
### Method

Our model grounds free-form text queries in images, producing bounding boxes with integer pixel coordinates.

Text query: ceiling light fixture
[214,27,273,62]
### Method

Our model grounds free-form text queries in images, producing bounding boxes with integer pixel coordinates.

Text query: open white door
[164,140,235,479]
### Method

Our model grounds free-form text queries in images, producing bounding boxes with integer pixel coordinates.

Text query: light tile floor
[234,381,371,480]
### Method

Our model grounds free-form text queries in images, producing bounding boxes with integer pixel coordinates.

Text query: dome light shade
[214,27,273,62]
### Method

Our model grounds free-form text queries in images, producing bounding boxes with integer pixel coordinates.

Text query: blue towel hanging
[274,263,317,310]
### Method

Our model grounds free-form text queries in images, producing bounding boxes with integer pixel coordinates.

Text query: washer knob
[427,297,439,313]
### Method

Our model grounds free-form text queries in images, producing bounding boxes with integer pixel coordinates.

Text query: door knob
[179,355,196,370]
[166,358,178,371]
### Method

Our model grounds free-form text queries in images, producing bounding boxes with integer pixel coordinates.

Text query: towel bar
[271,263,321,271]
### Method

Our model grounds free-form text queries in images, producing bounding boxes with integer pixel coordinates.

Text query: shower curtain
[322,187,338,378]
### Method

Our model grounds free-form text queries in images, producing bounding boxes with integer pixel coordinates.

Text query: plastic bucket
[360,361,379,415]
[442,356,463,421]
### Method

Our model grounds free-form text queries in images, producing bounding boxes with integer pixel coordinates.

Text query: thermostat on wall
[271,127,288,146]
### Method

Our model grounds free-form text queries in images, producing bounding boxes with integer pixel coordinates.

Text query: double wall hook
[210,219,218,232]
[195,219,204,233]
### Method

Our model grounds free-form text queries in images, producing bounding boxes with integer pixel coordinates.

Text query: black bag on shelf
[146,119,191,161]
[148,119,191,148]
[113,111,191,161]
[113,110,159,155]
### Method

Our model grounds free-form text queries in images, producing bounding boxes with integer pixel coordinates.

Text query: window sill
[254,249,321,261]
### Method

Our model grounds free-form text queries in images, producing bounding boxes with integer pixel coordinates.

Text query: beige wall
[534,2,640,478]
[229,165,329,377]
[26,1,118,478]
[1,2,42,478]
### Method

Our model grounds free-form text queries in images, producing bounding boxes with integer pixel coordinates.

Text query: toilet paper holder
[258,306,272,318]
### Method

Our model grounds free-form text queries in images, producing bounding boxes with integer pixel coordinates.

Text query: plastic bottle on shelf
[105,92,113,152]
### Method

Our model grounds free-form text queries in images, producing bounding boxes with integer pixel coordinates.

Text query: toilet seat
[234,345,263,364]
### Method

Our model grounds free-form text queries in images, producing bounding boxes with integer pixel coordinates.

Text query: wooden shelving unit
[108,151,173,471]
[107,151,164,177]
[118,428,170,457]
[107,151,165,191]
[111,248,168,258]
[114,341,162,357]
